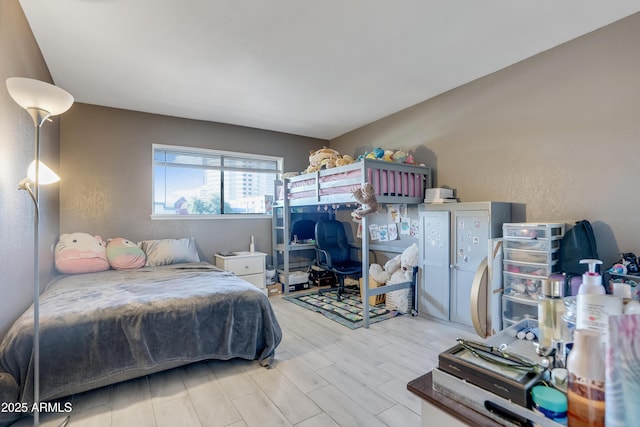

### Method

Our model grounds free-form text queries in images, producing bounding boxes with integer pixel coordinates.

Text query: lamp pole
[6,77,73,427]
[25,108,51,427]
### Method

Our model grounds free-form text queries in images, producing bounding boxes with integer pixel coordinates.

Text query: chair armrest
[315,248,333,267]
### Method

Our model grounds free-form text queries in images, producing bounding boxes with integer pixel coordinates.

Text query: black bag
[559,219,600,277]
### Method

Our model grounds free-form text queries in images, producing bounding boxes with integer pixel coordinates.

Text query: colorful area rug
[283,289,399,329]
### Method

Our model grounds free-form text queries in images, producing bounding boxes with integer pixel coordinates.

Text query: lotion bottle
[566,329,605,427]
[577,259,604,295]
[575,259,605,338]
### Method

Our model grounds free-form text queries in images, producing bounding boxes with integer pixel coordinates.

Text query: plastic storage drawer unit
[503,239,561,252]
[503,271,545,300]
[503,223,565,240]
[502,294,538,325]
[504,260,558,277]
[503,248,559,264]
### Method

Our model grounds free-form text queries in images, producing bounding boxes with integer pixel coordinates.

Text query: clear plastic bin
[503,271,544,300]
[503,223,564,240]
[504,248,559,264]
[503,238,560,252]
[504,260,557,277]
[502,294,538,323]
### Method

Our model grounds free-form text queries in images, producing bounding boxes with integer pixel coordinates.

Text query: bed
[275,158,431,327]
[280,158,431,206]
[0,262,282,410]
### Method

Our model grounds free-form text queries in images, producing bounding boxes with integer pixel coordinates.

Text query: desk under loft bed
[273,158,432,327]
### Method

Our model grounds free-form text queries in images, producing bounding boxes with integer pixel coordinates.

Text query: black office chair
[314,220,362,300]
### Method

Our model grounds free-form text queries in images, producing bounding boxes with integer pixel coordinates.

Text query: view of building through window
[153,145,282,216]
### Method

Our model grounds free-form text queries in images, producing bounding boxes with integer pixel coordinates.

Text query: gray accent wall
[1,0,61,338]
[59,104,326,263]
[331,12,640,267]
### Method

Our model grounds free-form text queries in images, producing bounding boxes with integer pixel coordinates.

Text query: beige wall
[5,3,640,339]
[331,13,640,267]
[60,104,326,262]
[0,0,61,337]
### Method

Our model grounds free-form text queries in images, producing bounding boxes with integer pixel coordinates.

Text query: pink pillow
[106,238,146,270]
[55,232,110,274]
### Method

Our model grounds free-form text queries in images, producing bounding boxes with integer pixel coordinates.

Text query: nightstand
[215,251,266,292]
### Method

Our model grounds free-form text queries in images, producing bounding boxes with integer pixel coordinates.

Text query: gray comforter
[0,263,282,410]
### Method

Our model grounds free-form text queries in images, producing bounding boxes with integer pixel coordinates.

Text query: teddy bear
[303,147,340,173]
[351,182,378,219]
[369,243,419,284]
[368,243,419,313]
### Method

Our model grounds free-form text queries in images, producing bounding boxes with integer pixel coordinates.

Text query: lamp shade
[6,77,73,116]
[27,160,60,185]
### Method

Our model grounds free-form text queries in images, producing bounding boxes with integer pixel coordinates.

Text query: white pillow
[140,237,200,267]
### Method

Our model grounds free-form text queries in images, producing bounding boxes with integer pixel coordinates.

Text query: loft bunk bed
[273,158,432,327]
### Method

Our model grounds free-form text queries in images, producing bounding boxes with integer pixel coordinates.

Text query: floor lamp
[6,77,73,427]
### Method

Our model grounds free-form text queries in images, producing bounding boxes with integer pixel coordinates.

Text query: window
[152,144,282,217]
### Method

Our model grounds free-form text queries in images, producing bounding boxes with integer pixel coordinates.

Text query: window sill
[150,214,271,220]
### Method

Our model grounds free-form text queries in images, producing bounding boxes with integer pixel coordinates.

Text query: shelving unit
[502,223,565,327]
[271,180,331,292]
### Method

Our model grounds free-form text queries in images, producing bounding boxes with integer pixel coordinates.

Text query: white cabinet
[215,251,266,291]
[418,202,512,337]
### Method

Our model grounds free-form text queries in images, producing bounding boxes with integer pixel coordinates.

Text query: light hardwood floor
[13,294,477,427]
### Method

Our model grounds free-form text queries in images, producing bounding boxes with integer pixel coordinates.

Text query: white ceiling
[18,0,640,140]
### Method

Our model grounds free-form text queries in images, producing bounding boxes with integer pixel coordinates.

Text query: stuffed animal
[369,243,419,284]
[55,232,110,274]
[320,157,336,169]
[392,242,419,283]
[281,171,300,179]
[351,182,379,219]
[335,154,355,167]
[368,243,419,313]
[106,237,146,270]
[382,149,394,162]
[305,147,339,173]
[364,147,385,160]
[392,150,408,163]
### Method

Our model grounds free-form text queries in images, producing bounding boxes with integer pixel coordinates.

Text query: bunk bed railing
[279,159,431,207]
